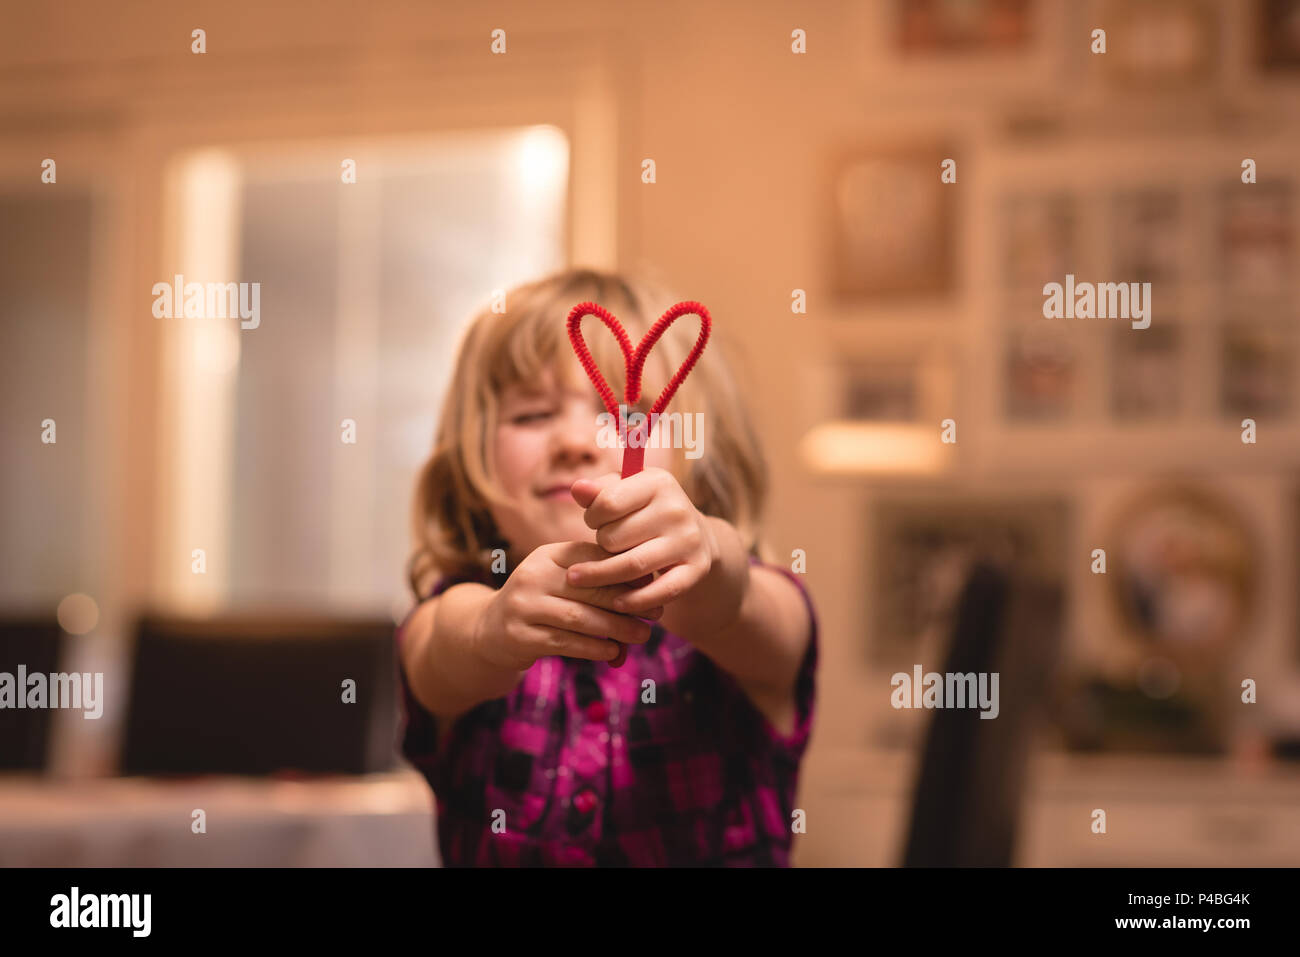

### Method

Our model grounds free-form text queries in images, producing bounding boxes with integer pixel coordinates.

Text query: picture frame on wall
[828,145,956,300]
[870,495,1069,667]
[1102,483,1259,663]
[1110,188,1184,284]
[840,360,921,422]
[895,0,1033,54]
[1217,181,1294,298]
[1101,0,1219,88]
[1058,480,1268,756]
[1258,0,1300,71]
[846,0,1064,97]
[1001,191,1076,302]
[1003,320,1076,421]
[1109,321,1182,420]
[1218,319,1296,419]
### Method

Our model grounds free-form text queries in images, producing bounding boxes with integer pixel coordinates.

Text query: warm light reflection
[56,593,99,634]
[512,125,569,197]
[161,149,243,613]
[798,422,951,475]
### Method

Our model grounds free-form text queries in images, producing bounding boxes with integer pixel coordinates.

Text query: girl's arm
[399,583,528,723]
[400,543,657,723]
[657,516,812,698]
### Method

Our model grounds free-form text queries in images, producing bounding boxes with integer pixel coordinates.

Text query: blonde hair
[406,267,770,600]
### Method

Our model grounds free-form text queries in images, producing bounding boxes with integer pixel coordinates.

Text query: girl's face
[490,359,674,563]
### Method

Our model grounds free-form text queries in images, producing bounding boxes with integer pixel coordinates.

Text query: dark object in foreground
[0,616,65,771]
[121,613,398,776]
[901,560,1064,867]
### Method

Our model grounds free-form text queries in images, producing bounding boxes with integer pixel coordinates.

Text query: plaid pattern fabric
[394,557,818,866]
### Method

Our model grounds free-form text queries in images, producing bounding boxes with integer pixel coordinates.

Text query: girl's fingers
[611,564,698,614]
[563,572,655,615]
[621,579,662,620]
[562,579,643,615]
[566,540,676,589]
[549,540,617,569]
[609,642,628,668]
[535,597,653,645]
[591,508,658,555]
[579,471,658,529]
[568,474,620,509]
[532,628,624,664]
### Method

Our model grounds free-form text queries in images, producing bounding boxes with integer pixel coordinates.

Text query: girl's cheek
[493,428,534,490]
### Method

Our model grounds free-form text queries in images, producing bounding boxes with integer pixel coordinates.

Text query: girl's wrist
[465,588,531,688]
[660,517,748,643]
[712,517,751,624]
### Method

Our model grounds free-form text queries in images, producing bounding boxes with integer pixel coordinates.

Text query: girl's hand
[565,469,720,615]
[473,541,660,671]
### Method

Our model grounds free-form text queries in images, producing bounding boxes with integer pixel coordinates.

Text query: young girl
[396,267,818,866]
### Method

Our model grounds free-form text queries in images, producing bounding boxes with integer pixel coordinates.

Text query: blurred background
[3,0,1300,866]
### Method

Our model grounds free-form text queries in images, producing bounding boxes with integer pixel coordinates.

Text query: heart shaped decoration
[565,300,711,477]
[565,300,711,668]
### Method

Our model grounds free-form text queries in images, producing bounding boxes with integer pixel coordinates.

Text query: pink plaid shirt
[394,557,818,866]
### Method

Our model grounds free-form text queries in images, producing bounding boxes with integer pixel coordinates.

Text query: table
[0,768,440,867]
[792,746,1300,866]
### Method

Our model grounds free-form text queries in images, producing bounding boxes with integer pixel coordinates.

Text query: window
[158,127,570,617]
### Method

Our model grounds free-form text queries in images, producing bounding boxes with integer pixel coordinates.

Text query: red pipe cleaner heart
[565,300,712,479]
[565,299,712,667]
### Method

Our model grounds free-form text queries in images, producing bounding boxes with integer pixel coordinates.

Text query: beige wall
[0,1,888,750]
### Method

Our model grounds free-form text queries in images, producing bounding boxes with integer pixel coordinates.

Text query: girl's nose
[550,403,598,462]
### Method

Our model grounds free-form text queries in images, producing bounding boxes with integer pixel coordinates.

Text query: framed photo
[1001,192,1076,300]
[1218,181,1294,296]
[895,0,1033,54]
[1103,483,1259,663]
[1218,320,1296,418]
[870,495,1069,666]
[847,0,1064,98]
[1111,188,1183,283]
[1059,481,1269,756]
[840,361,921,421]
[828,145,956,299]
[1102,0,1219,88]
[1258,0,1300,70]
[1110,322,1182,420]
[1004,321,1076,420]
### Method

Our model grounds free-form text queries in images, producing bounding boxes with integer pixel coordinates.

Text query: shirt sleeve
[747,558,819,757]
[392,585,450,793]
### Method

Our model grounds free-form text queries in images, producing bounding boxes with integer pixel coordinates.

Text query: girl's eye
[512,409,553,424]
